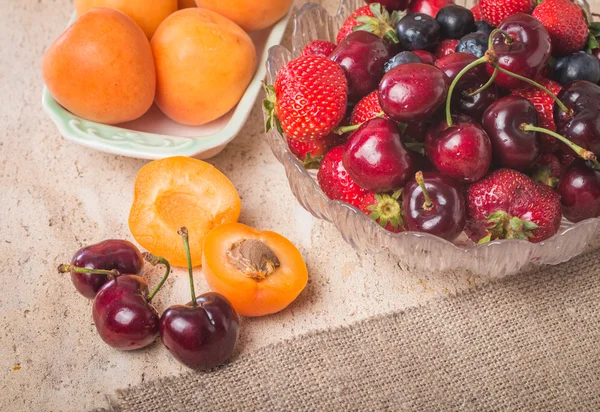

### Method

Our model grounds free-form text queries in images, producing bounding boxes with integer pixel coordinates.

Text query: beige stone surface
[0,1,509,410]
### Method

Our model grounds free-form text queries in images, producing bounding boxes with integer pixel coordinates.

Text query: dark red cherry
[403,171,466,241]
[70,240,143,299]
[482,96,541,170]
[425,117,492,182]
[488,14,551,89]
[330,31,393,103]
[365,0,411,11]
[92,275,160,350]
[557,161,600,223]
[343,117,415,192]
[412,49,436,65]
[160,293,239,370]
[379,62,448,122]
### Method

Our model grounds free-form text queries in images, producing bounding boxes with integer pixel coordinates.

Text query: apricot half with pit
[42,8,156,125]
[151,8,257,126]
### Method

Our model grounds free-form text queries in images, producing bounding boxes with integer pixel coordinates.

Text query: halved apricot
[129,157,241,267]
[202,223,308,317]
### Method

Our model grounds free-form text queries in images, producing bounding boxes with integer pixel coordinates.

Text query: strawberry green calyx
[366,190,404,231]
[531,167,560,188]
[262,83,283,135]
[478,210,539,244]
[302,153,324,170]
[353,3,402,44]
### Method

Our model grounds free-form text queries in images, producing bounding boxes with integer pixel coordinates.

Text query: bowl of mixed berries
[263,0,600,277]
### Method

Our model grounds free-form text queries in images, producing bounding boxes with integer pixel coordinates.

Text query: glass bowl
[263,0,600,278]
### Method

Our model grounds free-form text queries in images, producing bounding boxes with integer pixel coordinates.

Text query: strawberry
[317,145,368,208]
[466,169,561,243]
[287,133,344,169]
[471,3,483,21]
[359,191,404,232]
[350,91,388,125]
[336,5,375,44]
[511,77,562,152]
[435,39,458,58]
[479,0,533,27]
[532,0,588,56]
[528,153,564,188]
[300,40,337,58]
[408,0,453,18]
[264,55,348,141]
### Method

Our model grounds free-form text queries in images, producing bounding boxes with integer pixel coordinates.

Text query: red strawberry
[466,169,561,243]
[287,133,344,169]
[471,3,483,20]
[264,55,348,141]
[350,91,389,125]
[532,0,588,56]
[300,40,337,58]
[359,191,404,232]
[336,5,375,44]
[435,39,458,58]
[479,0,533,27]
[317,145,368,208]
[528,153,564,188]
[511,77,562,152]
[408,0,453,18]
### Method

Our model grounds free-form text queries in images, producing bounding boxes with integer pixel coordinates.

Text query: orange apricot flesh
[129,157,241,267]
[202,223,308,317]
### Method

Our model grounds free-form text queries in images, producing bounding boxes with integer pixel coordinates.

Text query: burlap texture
[116,251,600,411]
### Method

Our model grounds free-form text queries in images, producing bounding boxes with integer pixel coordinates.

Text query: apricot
[151,8,257,126]
[42,8,155,125]
[129,156,241,267]
[178,0,197,9]
[195,0,293,32]
[75,0,177,39]
[202,223,308,317]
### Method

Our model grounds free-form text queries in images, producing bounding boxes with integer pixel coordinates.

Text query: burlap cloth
[115,250,600,411]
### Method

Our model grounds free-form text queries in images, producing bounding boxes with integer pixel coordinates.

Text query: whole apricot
[178,0,197,8]
[42,8,156,125]
[75,0,177,39]
[194,0,293,32]
[151,9,257,126]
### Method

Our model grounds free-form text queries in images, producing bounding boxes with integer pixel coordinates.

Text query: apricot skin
[42,8,156,125]
[151,9,257,126]
[195,0,293,32]
[75,0,178,39]
[177,0,197,8]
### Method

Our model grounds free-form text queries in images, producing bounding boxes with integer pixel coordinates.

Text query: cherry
[436,5,475,40]
[553,51,600,85]
[425,116,492,182]
[379,62,448,122]
[412,50,436,65]
[403,171,466,241]
[395,13,440,51]
[342,117,415,192]
[365,0,410,11]
[488,14,551,89]
[66,239,143,299]
[160,228,239,370]
[481,96,541,170]
[330,31,393,102]
[557,161,600,223]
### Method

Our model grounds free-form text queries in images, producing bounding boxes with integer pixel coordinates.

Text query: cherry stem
[446,56,487,127]
[467,66,497,97]
[415,171,433,211]
[488,28,513,50]
[178,227,197,308]
[335,112,384,134]
[496,67,570,114]
[143,252,171,303]
[57,264,119,277]
[521,124,598,162]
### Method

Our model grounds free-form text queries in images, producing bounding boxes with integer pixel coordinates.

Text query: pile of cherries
[57,233,239,370]
[308,3,600,242]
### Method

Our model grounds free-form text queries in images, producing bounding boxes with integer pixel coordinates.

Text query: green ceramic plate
[42,11,291,160]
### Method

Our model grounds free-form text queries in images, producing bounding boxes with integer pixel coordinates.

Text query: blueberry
[554,51,600,85]
[456,32,488,58]
[395,13,440,51]
[436,5,475,40]
[474,20,494,36]
[384,51,422,73]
